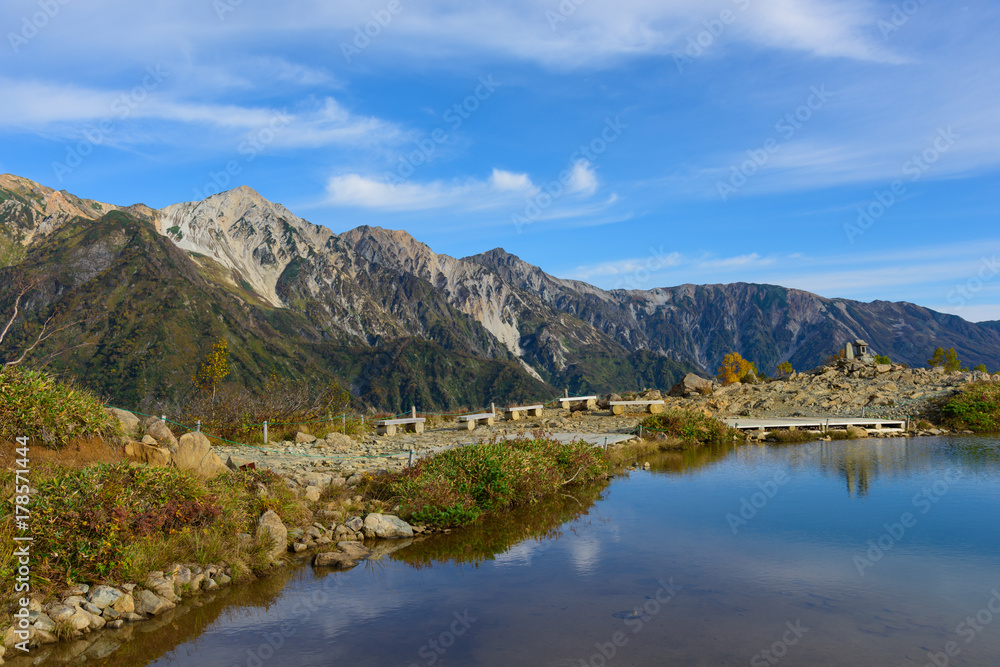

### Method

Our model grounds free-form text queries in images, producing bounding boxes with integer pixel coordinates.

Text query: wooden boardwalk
[722,417,907,433]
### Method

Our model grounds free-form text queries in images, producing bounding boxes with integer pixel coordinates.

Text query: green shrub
[638,409,738,446]
[367,437,609,528]
[0,366,121,447]
[874,355,892,365]
[0,464,305,606]
[941,382,1000,432]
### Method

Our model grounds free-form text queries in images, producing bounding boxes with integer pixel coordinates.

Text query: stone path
[212,408,648,478]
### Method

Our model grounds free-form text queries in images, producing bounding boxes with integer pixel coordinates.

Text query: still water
[84,436,1000,666]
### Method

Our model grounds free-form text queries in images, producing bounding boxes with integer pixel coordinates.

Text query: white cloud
[326,169,538,211]
[567,160,598,195]
[0,78,402,150]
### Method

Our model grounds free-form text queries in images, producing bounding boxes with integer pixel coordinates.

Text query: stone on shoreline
[257,509,288,560]
[363,513,414,539]
[133,590,175,616]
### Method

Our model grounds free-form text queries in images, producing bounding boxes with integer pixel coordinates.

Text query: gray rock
[344,516,364,532]
[46,604,75,623]
[134,590,176,616]
[304,485,321,502]
[145,575,181,603]
[106,407,140,435]
[337,541,372,559]
[295,432,317,443]
[87,585,123,610]
[668,373,714,397]
[33,613,55,632]
[257,509,288,560]
[83,602,102,616]
[363,513,414,539]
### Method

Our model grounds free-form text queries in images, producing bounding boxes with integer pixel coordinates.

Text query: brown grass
[0,436,125,470]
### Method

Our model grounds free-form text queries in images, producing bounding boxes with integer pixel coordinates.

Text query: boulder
[639,389,662,400]
[142,417,178,451]
[173,432,228,477]
[87,585,123,610]
[112,594,135,615]
[363,513,414,539]
[304,486,321,502]
[124,441,171,467]
[106,407,139,435]
[337,541,372,559]
[668,373,714,397]
[846,426,868,439]
[144,574,181,603]
[257,510,288,560]
[295,432,317,444]
[133,590,175,616]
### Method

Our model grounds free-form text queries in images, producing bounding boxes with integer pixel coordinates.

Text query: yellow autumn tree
[196,337,231,398]
[717,352,754,386]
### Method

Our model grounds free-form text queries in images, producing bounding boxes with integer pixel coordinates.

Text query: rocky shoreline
[4,363,996,664]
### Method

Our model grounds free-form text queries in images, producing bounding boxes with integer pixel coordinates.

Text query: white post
[408,450,414,467]
[161,414,166,423]
[491,402,496,417]
[263,421,268,445]
[342,414,346,433]
[196,420,201,432]
[411,406,416,419]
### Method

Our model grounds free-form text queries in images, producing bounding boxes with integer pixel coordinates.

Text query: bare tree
[0,272,85,367]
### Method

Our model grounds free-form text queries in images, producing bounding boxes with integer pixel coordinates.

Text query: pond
[40,436,1000,666]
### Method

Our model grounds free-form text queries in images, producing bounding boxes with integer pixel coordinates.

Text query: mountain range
[1,173,997,412]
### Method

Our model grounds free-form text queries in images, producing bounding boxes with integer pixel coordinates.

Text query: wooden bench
[375,417,426,436]
[559,396,598,411]
[504,404,544,420]
[609,400,665,415]
[457,412,495,430]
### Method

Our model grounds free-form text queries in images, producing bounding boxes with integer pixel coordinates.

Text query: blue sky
[1,0,998,321]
